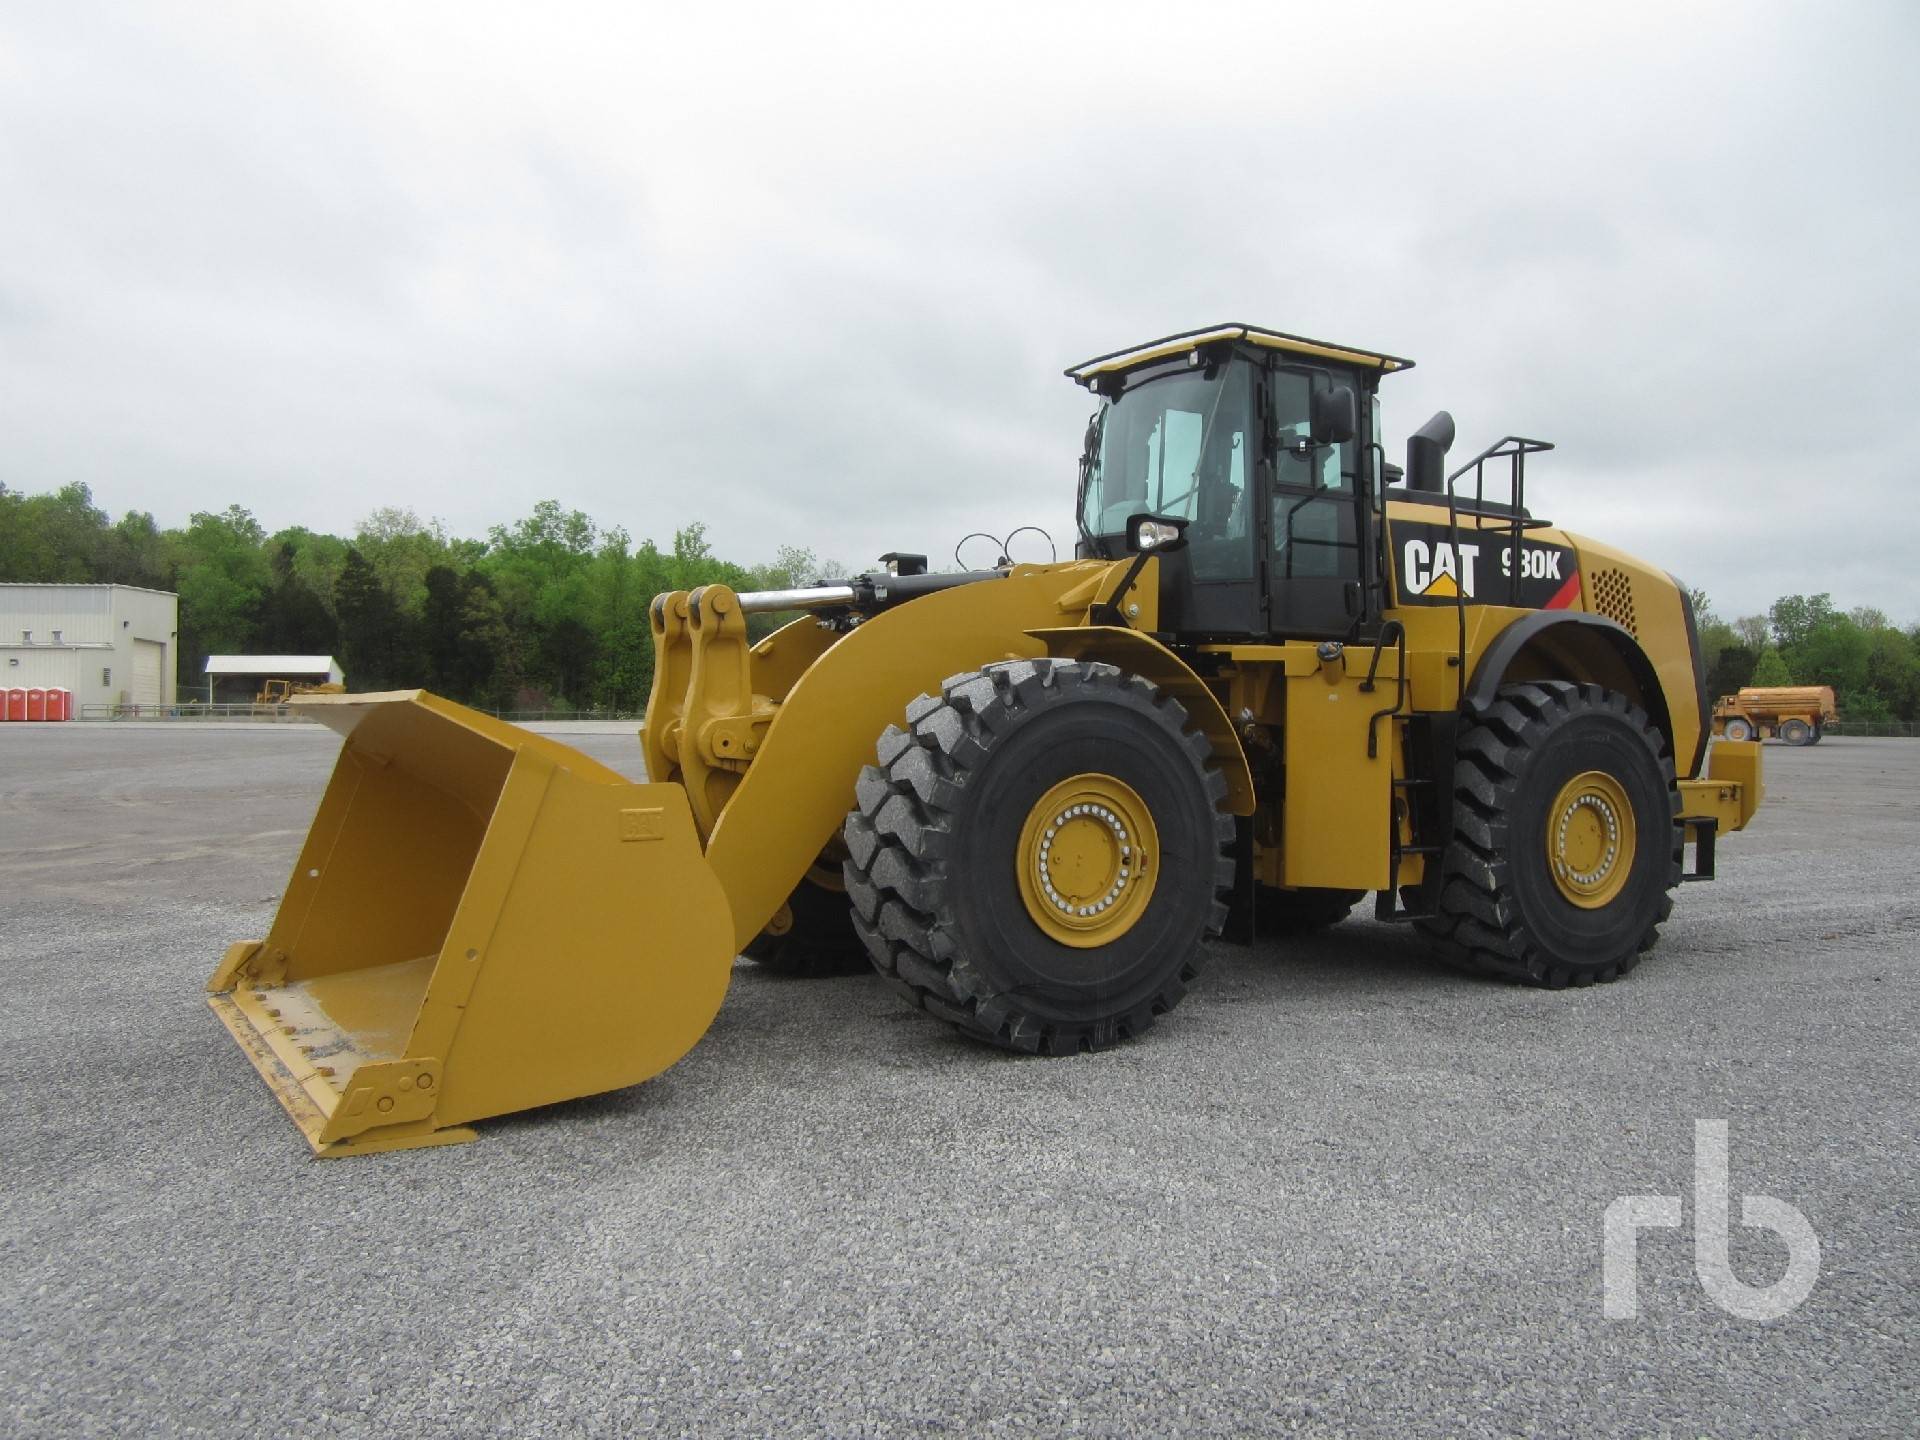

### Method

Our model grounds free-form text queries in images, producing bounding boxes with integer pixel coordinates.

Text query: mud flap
[208,692,735,1157]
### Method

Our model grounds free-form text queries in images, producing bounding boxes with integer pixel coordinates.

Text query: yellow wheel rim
[1545,770,1637,908]
[806,835,849,894]
[1016,773,1159,947]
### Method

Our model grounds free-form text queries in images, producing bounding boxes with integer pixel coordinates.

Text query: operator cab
[1070,324,1412,641]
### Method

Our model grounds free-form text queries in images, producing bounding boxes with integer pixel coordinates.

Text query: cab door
[1263,365,1364,638]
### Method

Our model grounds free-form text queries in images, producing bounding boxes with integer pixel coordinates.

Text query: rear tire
[843,658,1234,1054]
[1721,717,1754,741]
[1255,886,1364,936]
[1780,718,1812,746]
[741,870,866,977]
[1416,681,1681,988]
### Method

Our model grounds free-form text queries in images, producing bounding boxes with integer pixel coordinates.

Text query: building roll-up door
[131,640,164,707]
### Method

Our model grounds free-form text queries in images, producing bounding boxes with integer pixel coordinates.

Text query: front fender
[703,564,1095,949]
[1026,626,1256,817]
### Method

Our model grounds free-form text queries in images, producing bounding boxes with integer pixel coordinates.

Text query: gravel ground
[0,722,1912,1437]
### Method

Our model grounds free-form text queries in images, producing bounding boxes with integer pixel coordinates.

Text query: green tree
[542,615,597,705]
[420,565,509,702]
[584,531,653,711]
[487,500,599,564]
[479,501,602,702]
[1768,593,1836,652]
[422,564,466,694]
[1689,590,1739,686]
[459,574,517,707]
[1790,613,1870,699]
[172,506,270,666]
[1707,644,1756,699]
[1863,625,1919,721]
[333,546,406,689]
[256,541,338,655]
[0,482,109,581]
[1750,647,1793,686]
[268,527,350,621]
[1733,614,1770,651]
[356,507,454,618]
[98,510,170,589]
[1843,689,1895,727]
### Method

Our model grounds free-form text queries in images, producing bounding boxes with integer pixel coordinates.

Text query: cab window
[1269,368,1359,583]
[1084,366,1253,582]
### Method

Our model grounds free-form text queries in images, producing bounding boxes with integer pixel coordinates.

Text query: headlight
[1135,519,1182,550]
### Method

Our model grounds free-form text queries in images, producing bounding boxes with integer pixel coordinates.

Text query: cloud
[1,0,1915,620]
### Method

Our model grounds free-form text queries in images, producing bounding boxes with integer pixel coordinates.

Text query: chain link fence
[66,703,1919,735]
[75,702,647,724]
[483,709,645,723]
[78,703,315,722]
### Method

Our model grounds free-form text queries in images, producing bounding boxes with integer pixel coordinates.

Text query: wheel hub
[1546,770,1637,908]
[1017,774,1158,947]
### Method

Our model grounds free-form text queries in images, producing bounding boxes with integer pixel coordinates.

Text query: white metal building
[0,584,179,710]
[202,654,346,703]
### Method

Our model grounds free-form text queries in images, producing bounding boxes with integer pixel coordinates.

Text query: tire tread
[1415,680,1682,988]
[843,658,1235,1053]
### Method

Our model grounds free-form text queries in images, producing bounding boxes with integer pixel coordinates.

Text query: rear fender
[1465,612,1686,765]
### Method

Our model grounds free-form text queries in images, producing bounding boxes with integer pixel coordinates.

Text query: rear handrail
[1441,435,1556,684]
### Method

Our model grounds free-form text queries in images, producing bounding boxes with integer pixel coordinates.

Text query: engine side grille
[1589,567,1638,636]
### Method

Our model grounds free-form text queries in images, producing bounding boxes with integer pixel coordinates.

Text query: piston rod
[733,585,859,614]
[733,569,1001,615]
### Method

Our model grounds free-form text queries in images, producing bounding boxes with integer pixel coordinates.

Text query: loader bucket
[207,691,736,1157]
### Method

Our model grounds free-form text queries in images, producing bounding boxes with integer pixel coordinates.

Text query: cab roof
[1067,323,1414,385]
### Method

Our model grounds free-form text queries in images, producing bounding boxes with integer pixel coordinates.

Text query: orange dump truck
[1712,686,1836,745]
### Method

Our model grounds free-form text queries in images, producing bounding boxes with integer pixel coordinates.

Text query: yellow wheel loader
[256,678,346,705]
[209,323,1764,1155]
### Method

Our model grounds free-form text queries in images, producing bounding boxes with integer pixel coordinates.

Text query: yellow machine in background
[1713,685,1837,745]
[210,324,1763,1155]
[256,678,346,705]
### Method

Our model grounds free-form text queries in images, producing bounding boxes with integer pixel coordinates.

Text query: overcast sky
[3,2,1915,621]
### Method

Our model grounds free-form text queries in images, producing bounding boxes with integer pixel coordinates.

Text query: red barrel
[4,688,23,721]
[25,688,46,721]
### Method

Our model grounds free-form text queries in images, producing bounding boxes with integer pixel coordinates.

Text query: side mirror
[1124,513,1190,555]
[1311,385,1357,445]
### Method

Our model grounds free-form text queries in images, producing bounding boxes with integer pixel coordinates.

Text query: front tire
[1721,717,1755,741]
[1417,681,1681,988]
[843,659,1234,1054]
